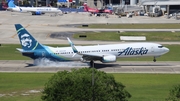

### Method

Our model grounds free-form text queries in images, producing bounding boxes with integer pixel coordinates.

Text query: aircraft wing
[79,53,114,61]
[67,37,115,61]
[26,10,37,13]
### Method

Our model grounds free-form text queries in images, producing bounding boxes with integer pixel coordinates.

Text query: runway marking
[15,67,19,72]
[11,33,17,38]
[171,67,176,73]
[46,33,51,38]
[35,68,39,72]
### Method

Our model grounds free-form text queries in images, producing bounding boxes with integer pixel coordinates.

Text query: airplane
[15,24,169,67]
[2,0,8,10]
[7,0,62,15]
[83,3,99,13]
[83,3,113,14]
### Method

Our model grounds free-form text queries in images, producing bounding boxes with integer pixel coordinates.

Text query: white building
[141,0,180,15]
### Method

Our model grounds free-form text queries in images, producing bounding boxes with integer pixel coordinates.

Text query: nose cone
[164,47,169,53]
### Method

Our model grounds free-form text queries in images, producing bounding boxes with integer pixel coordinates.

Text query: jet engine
[80,58,87,62]
[101,55,116,63]
[32,11,44,15]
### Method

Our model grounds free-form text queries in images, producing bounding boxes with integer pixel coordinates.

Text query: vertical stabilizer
[8,0,16,8]
[83,3,89,12]
[15,24,44,50]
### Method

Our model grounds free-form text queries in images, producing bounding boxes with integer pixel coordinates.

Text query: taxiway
[0,60,180,73]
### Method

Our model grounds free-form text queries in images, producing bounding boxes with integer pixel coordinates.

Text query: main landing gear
[90,60,94,68]
[153,57,156,62]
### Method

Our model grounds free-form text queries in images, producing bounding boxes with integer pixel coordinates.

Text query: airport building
[0,0,180,16]
[141,0,180,16]
[0,0,162,8]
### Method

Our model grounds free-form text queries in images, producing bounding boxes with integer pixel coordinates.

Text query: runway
[0,60,180,73]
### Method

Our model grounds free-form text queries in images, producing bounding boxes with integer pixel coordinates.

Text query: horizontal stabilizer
[16,48,34,53]
[16,48,23,52]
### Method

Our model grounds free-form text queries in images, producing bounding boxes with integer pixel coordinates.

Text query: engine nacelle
[101,55,116,63]
[80,58,87,62]
[35,11,42,15]
[32,11,44,15]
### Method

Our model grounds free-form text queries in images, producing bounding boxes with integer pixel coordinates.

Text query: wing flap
[81,53,114,61]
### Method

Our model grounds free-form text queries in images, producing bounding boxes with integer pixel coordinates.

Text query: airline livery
[7,0,62,15]
[15,24,169,66]
[83,3,113,14]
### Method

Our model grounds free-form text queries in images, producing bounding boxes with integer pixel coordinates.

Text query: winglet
[67,37,78,53]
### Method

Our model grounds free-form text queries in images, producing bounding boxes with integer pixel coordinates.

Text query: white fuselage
[8,6,62,13]
[15,24,170,63]
[47,42,169,61]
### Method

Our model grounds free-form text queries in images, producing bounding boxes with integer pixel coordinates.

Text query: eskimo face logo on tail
[20,33,32,48]
[118,47,148,56]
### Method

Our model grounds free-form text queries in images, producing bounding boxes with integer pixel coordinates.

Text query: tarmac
[0,11,180,73]
[0,60,180,73]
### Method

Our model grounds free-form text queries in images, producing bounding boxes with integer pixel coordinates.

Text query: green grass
[0,73,180,101]
[0,44,179,61]
[113,74,180,101]
[73,31,180,41]
[0,73,54,101]
[0,44,29,60]
[81,23,180,29]
[0,94,42,101]
[0,73,53,93]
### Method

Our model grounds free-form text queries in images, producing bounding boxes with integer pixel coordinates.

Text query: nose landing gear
[153,57,156,62]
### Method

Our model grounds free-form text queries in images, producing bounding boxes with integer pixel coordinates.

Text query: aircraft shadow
[93,63,120,69]
[25,63,35,67]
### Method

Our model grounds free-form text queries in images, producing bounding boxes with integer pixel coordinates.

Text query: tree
[41,68,131,101]
[166,84,180,101]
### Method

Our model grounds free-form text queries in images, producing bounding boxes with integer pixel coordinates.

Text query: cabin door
[151,46,154,52]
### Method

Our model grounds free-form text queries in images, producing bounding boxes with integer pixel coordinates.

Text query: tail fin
[8,0,16,8]
[15,24,44,50]
[83,3,88,12]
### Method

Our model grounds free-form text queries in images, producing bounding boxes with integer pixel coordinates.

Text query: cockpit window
[158,46,163,48]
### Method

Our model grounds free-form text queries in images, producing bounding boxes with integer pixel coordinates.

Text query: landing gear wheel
[90,60,94,67]
[153,58,156,62]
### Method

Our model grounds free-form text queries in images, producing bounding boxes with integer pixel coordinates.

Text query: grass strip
[0,73,180,101]
[73,31,180,41]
